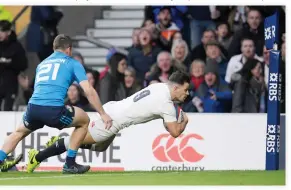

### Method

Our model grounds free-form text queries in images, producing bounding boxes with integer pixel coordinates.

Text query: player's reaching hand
[100,113,113,130]
[79,80,113,128]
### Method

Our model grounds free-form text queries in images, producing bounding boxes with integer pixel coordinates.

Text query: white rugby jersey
[101,83,178,130]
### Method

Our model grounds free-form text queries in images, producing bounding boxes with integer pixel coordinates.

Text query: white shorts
[88,118,120,143]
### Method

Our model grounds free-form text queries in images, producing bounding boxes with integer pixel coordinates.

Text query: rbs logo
[266,125,280,153]
[268,73,279,101]
[265,25,276,40]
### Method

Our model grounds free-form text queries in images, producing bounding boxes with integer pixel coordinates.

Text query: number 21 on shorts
[36,63,60,83]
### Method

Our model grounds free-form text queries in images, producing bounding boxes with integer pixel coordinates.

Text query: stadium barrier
[0,112,285,171]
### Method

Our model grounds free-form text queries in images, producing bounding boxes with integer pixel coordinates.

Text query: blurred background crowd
[0,5,286,113]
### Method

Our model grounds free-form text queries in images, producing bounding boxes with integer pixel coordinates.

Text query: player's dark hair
[53,34,72,50]
[169,70,191,85]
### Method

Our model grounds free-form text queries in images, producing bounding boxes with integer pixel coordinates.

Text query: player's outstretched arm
[164,113,188,138]
[79,80,112,129]
[72,59,112,129]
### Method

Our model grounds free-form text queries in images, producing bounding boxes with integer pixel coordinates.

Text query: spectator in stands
[154,7,181,50]
[216,22,233,50]
[194,63,232,113]
[190,29,228,62]
[86,69,99,92]
[128,28,161,83]
[142,19,154,28]
[120,67,142,98]
[152,6,187,30]
[26,6,63,61]
[168,31,184,50]
[225,38,263,84]
[0,20,28,111]
[228,6,247,32]
[99,53,127,104]
[171,39,191,70]
[72,51,84,65]
[232,58,264,113]
[0,6,13,22]
[146,51,177,85]
[72,51,90,71]
[190,59,205,91]
[228,8,264,58]
[156,7,180,31]
[190,29,215,61]
[65,84,92,112]
[73,51,100,91]
[127,28,141,52]
[205,41,228,80]
[99,48,117,80]
[186,6,217,49]
[181,59,206,113]
[170,31,183,43]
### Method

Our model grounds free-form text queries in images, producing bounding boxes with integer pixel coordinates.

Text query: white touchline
[0,172,180,181]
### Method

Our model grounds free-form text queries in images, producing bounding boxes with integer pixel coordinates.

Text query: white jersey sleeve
[160,100,177,123]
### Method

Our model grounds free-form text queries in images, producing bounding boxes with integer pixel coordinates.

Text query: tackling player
[26,70,190,173]
[0,34,112,174]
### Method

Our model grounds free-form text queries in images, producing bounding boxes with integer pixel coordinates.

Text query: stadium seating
[74,6,144,71]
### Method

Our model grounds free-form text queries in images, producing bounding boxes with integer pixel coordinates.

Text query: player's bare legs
[1,125,31,154]
[68,107,90,150]
[27,129,115,173]
[0,124,31,171]
[61,106,90,174]
[27,106,90,174]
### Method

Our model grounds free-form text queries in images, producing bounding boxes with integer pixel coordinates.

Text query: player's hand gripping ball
[174,104,184,123]
[164,104,184,131]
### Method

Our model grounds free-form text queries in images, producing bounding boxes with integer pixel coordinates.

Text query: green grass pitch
[0,170,285,185]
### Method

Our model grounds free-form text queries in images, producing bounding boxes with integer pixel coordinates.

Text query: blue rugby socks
[66,149,77,167]
[0,150,7,164]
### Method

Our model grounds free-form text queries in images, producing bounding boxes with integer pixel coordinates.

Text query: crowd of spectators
[100,6,286,114]
[0,6,286,114]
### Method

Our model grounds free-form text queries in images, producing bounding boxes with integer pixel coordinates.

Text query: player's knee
[15,126,31,139]
[12,131,26,140]
[81,114,90,128]
[74,107,90,128]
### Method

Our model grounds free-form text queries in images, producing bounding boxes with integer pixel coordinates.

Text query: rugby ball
[174,104,184,123]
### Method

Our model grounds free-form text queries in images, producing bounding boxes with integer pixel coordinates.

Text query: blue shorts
[23,103,75,131]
